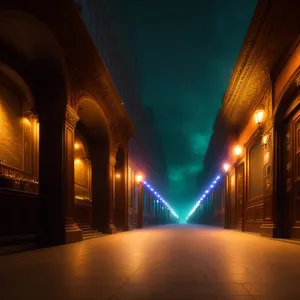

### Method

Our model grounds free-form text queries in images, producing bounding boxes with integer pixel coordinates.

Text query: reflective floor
[1,225,300,300]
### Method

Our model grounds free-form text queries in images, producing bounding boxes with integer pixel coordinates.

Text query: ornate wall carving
[65,104,79,128]
[284,93,300,119]
[220,0,300,129]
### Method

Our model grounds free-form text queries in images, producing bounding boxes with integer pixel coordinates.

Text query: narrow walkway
[1,225,300,300]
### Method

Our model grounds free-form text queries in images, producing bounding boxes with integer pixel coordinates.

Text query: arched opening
[274,80,300,239]
[0,11,68,246]
[0,62,39,238]
[74,133,92,231]
[76,98,111,234]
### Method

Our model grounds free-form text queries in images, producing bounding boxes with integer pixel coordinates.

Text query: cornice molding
[221,0,271,122]
[219,0,300,131]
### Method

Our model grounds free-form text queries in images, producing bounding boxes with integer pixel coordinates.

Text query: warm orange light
[74,158,81,164]
[23,117,31,126]
[223,163,230,173]
[135,173,144,184]
[74,143,80,150]
[254,109,264,125]
[234,145,242,157]
[262,134,268,146]
[115,172,121,179]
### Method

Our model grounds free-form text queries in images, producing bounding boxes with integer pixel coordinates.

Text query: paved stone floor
[1,225,300,300]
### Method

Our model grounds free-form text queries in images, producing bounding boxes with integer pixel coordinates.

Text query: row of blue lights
[142,181,179,219]
[186,174,221,220]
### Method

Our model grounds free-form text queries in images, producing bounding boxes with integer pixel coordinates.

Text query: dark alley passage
[1,225,300,300]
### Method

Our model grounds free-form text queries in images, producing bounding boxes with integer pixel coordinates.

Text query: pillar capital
[65,104,79,128]
[109,156,116,167]
[23,110,37,119]
[84,157,91,164]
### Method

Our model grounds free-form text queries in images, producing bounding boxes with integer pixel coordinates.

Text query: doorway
[74,134,92,231]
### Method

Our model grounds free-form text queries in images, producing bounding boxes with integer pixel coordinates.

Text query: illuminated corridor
[2,225,300,299]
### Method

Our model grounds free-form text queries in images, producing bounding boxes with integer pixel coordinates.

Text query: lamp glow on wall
[142,180,179,219]
[74,158,81,165]
[254,109,264,126]
[115,172,121,179]
[223,163,230,173]
[234,145,242,158]
[23,117,31,127]
[135,173,144,186]
[262,133,270,148]
[186,174,221,220]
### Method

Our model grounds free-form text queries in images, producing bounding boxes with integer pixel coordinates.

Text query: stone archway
[0,11,71,246]
[74,133,92,231]
[0,62,40,240]
[76,97,116,234]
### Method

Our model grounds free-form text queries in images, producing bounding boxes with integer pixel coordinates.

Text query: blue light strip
[185,174,221,220]
[142,181,179,219]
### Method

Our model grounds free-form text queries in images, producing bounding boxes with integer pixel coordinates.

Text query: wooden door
[236,163,245,230]
[282,110,300,239]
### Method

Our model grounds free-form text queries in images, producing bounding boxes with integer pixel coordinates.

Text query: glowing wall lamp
[74,143,80,150]
[135,173,144,186]
[223,163,230,173]
[254,109,264,126]
[234,145,242,159]
[23,117,31,127]
[261,133,269,148]
[74,158,81,165]
[115,172,121,179]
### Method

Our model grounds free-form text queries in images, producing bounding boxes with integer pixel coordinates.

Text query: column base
[291,226,300,239]
[123,225,129,231]
[260,222,277,238]
[106,224,117,234]
[65,223,83,244]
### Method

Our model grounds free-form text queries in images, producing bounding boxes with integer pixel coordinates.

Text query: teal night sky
[106,0,257,221]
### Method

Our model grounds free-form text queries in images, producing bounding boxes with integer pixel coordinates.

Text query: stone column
[156,201,159,225]
[224,173,230,229]
[122,147,129,230]
[86,158,92,200]
[158,201,161,224]
[137,184,143,228]
[64,105,83,243]
[39,104,82,246]
[108,155,117,234]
